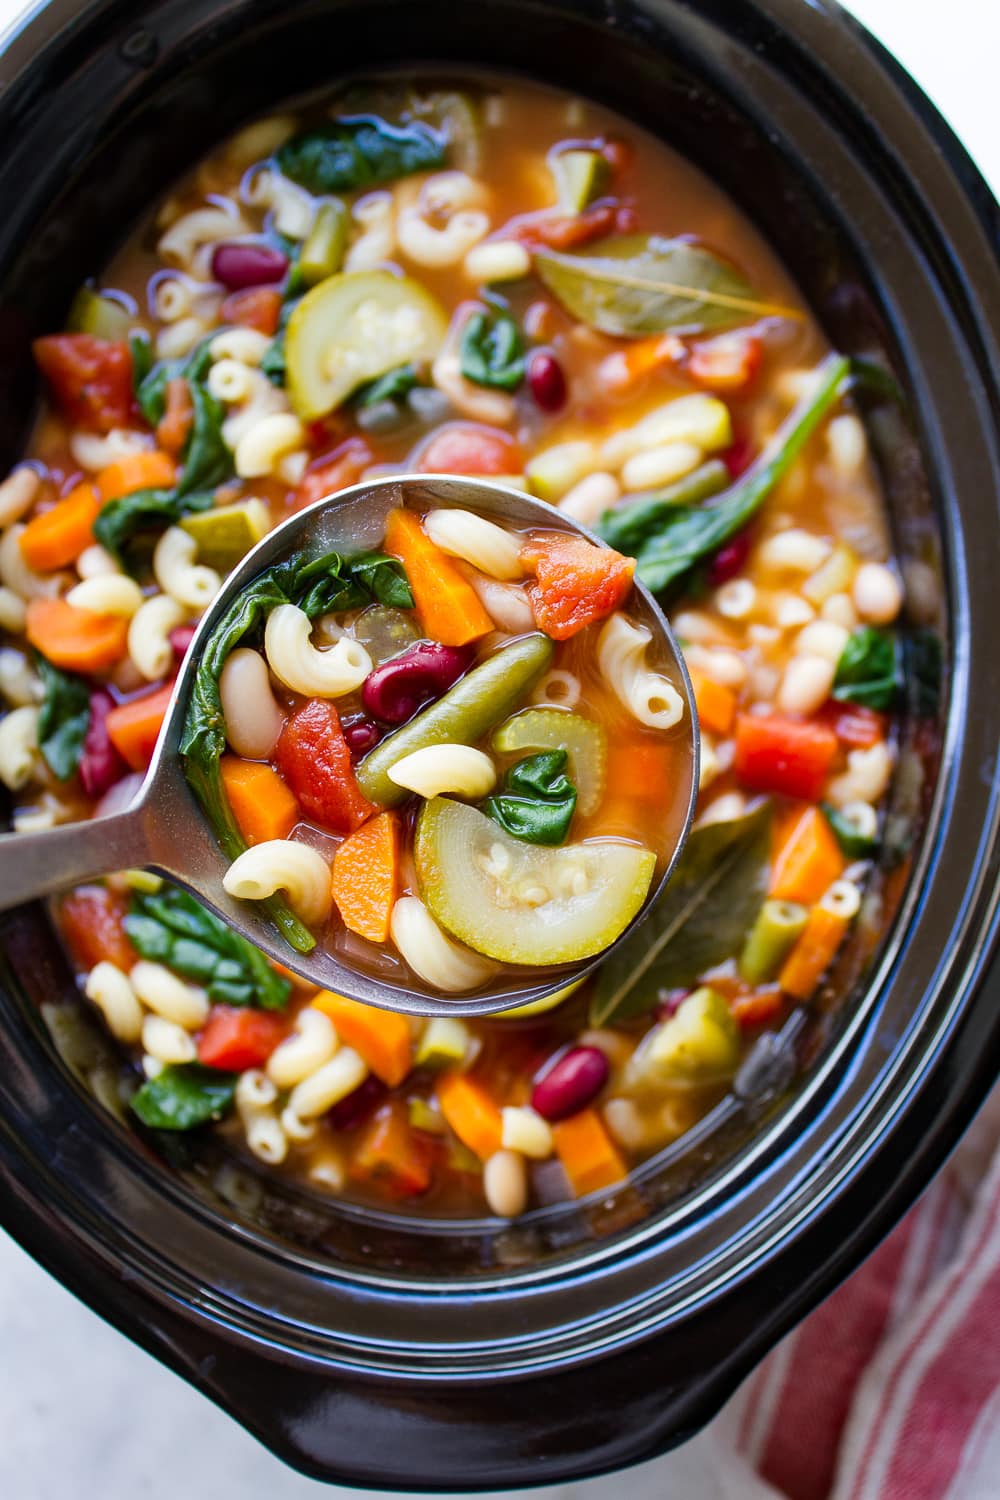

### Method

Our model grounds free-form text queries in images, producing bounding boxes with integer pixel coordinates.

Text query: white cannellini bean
[423,508,523,580]
[501,1106,554,1159]
[141,1014,197,1065]
[682,644,748,688]
[219,648,286,759]
[130,960,209,1029]
[76,543,121,580]
[557,471,621,526]
[0,466,40,527]
[758,528,831,573]
[289,1047,368,1120]
[826,413,868,477]
[853,562,903,624]
[264,603,372,697]
[84,962,144,1045]
[462,568,536,633]
[463,239,532,283]
[698,790,747,827]
[773,593,815,630]
[0,587,26,633]
[795,619,850,663]
[483,1149,528,1218]
[66,575,145,617]
[778,655,836,716]
[620,441,703,493]
[388,744,497,800]
[223,839,332,927]
[820,592,858,629]
[390,896,497,993]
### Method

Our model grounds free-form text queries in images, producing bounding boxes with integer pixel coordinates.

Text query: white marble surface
[1,2,998,1497]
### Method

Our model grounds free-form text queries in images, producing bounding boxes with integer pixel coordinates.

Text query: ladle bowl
[0,475,698,1018]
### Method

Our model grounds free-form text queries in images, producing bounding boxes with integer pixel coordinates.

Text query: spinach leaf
[822,803,877,858]
[93,487,215,569]
[349,552,414,609]
[278,115,446,195]
[136,338,214,427]
[600,354,849,598]
[599,460,729,552]
[832,627,899,711]
[125,884,291,1010]
[34,653,90,781]
[129,331,153,392]
[591,802,772,1026]
[295,548,414,617]
[535,234,798,338]
[176,380,232,495]
[353,363,419,408]
[484,750,577,845]
[131,1063,237,1131]
[459,309,525,391]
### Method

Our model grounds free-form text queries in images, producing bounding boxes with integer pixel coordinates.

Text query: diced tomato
[521,532,635,640]
[197,1006,288,1071]
[816,700,888,750]
[292,438,373,511]
[731,986,784,1029]
[274,699,376,833]
[60,885,136,973]
[687,333,762,393]
[33,334,134,433]
[733,712,839,802]
[349,1101,432,1198]
[220,287,283,336]
[415,422,521,477]
[518,200,635,251]
[155,377,194,457]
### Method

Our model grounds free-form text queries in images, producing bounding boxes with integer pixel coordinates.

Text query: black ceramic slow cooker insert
[1,0,999,1489]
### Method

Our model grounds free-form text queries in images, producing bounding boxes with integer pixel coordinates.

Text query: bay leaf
[590,801,772,1026]
[534,234,796,337]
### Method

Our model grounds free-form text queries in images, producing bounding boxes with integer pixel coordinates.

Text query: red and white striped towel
[724,1085,1000,1500]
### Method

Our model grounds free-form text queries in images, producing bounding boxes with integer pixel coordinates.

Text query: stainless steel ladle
[0,476,698,1017]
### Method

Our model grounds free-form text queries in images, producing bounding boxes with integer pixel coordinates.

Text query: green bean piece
[356,633,554,807]
[738,898,809,985]
[299,200,349,286]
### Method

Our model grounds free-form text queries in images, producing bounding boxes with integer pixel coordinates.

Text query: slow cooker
[1,0,998,1487]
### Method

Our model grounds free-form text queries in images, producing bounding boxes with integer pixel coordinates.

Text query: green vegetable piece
[260,296,299,387]
[598,460,730,553]
[277,115,446,195]
[294,549,413,618]
[130,1063,237,1131]
[286,270,448,420]
[627,986,741,1088]
[534,233,798,338]
[352,604,422,665]
[415,1017,469,1068]
[484,749,577,845]
[603,354,849,598]
[94,487,215,570]
[68,287,132,340]
[177,380,232,496]
[34,653,90,782]
[832,626,899,710]
[129,332,153,392]
[738,899,808,985]
[551,148,610,212]
[136,337,213,428]
[408,1096,447,1133]
[822,802,878,858]
[591,801,772,1026]
[353,363,420,408]
[525,441,597,504]
[179,499,270,571]
[299,199,349,285]
[356,633,555,807]
[124,884,291,1010]
[415,797,656,965]
[459,308,525,391]
[493,708,607,816]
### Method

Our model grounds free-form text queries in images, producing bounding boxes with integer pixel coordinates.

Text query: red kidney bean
[722,432,756,479]
[342,715,382,758]
[527,351,567,413]
[328,1075,387,1131]
[706,528,751,587]
[361,642,472,725]
[169,625,196,657]
[79,690,126,799]
[531,1046,610,1122]
[211,242,288,290]
[655,988,691,1021]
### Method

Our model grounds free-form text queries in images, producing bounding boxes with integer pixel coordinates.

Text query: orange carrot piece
[96,449,177,502]
[606,739,673,804]
[778,904,849,1000]
[688,667,737,736]
[105,683,175,771]
[769,804,846,904]
[331,811,399,943]
[435,1072,504,1160]
[731,985,784,1028]
[383,507,493,647]
[552,1108,628,1198]
[349,1102,432,1198]
[19,481,100,571]
[313,989,412,1088]
[220,755,299,846]
[156,378,194,458]
[26,597,128,673]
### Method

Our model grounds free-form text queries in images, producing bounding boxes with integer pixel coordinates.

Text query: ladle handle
[0,805,152,912]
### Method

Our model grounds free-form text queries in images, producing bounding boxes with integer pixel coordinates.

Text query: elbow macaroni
[234,412,307,480]
[241,166,315,240]
[388,744,497,800]
[69,427,151,474]
[223,839,333,927]
[597,613,685,730]
[288,1046,368,1120]
[266,1005,339,1088]
[130,960,210,1029]
[424,508,523,580]
[84,962,144,1044]
[157,204,248,276]
[0,706,40,790]
[0,525,65,600]
[0,648,43,707]
[344,191,395,271]
[0,466,40,528]
[128,594,187,680]
[209,328,273,366]
[235,1070,288,1165]
[67,574,145,618]
[264,604,372,697]
[153,526,222,611]
[390,896,498,993]
[141,1013,197,1065]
